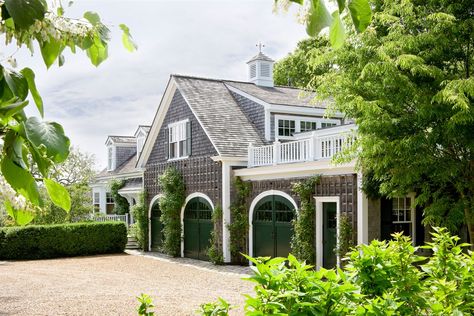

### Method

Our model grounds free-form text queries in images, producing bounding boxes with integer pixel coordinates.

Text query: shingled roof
[96,153,138,178]
[173,75,265,157]
[225,81,326,108]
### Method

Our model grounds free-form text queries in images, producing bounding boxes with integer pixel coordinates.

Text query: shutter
[186,121,192,156]
[165,127,169,159]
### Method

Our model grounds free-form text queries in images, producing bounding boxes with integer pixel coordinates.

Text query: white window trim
[274,114,341,141]
[107,146,116,171]
[168,119,190,161]
[314,196,341,270]
[392,194,416,246]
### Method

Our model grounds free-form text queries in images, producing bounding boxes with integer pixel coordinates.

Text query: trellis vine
[158,167,185,257]
[228,177,252,264]
[291,175,321,264]
[208,205,224,264]
[109,180,129,215]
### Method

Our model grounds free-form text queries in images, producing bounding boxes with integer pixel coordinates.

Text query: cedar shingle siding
[116,146,136,168]
[147,90,217,165]
[229,91,266,142]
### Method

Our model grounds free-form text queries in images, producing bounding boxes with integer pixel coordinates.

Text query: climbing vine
[291,175,321,264]
[131,191,148,250]
[228,177,252,264]
[109,180,130,215]
[158,167,186,257]
[208,205,224,264]
[336,214,354,265]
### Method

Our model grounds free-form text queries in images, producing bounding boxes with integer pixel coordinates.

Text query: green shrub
[202,227,474,315]
[110,180,130,215]
[0,222,127,260]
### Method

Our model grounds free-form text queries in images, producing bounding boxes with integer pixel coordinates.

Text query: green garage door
[150,202,163,251]
[253,195,295,258]
[184,197,213,261]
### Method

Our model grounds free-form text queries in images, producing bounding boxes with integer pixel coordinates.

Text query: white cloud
[18,0,307,168]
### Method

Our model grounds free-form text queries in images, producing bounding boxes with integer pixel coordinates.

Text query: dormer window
[107,146,115,171]
[168,120,191,159]
[137,136,145,154]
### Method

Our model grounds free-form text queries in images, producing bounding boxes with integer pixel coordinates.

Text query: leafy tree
[274,0,372,48]
[0,1,135,225]
[310,0,474,240]
[273,36,332,87]
[46,147,96,186]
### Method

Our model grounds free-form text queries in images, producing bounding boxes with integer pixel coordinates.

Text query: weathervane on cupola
[247,42,275,87]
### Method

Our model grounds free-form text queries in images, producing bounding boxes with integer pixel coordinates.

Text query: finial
[256,42,265,53]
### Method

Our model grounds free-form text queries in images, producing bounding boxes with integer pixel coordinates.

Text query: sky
[15,0,308,169]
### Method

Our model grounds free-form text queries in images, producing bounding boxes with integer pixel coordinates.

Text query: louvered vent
[260,63,270,77]
[250,64,257,78]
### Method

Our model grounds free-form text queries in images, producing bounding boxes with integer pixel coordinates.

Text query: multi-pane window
[106,192,114,214]
[107,147,113,170]
[392,197,413,237]
[300,121,317,132]
[169,120,191,159]
[278,119,296,137]
[93,192,100,212]
[321,122,337,128]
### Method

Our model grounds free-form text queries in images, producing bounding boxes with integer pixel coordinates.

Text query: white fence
[91,214,131,226]
[248,124,356,167]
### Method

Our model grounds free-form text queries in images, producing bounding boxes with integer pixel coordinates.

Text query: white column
[99,186,107,214]
[357,172,369,245]
[222,161,232,263]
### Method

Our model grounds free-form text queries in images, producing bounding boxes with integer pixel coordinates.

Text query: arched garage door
[183,197,213,261]
[253,195,295,258]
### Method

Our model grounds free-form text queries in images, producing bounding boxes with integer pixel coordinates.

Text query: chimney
[247,44,274,87]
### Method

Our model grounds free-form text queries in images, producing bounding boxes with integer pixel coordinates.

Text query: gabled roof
[174,75,264,157]
[106,135,135,145]
[225,81,325,108]
[96,153,139,179]
[134,125,151,137]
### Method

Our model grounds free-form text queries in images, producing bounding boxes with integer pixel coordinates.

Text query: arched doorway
[253,195,295,258]
[183,197,213,260]
[150,201,163,251]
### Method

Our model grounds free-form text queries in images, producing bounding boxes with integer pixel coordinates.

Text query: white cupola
[247,44,274,87]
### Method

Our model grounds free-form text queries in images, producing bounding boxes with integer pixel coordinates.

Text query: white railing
[91,213,130,226]
[248,124,356,167]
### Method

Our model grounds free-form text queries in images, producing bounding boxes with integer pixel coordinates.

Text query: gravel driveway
[0,252,253,315]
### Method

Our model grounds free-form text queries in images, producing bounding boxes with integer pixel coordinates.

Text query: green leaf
[4,0,46,30]
[337,0,346,13]
[1,156,40,206]
[348,0,372,33]
[83,11,101,26]
[24,117,70,163]
[40,37,62,69]
[44,178,71,212]
[87,35,108,67]
[329,11,345,49]
[306,0,333,37]
[58,54,65,67]
[119,24,137,52]
[0,99,29,120]
[3,69,28,100]
[20,68,43,117]
[4,201,35,226]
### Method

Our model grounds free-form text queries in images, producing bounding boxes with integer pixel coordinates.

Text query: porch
[248,124,357,168]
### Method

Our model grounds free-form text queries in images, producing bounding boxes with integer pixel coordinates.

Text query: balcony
[247,124,357,168]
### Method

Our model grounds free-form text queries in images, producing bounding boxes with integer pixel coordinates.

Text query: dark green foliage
[208,205,224,264]
[291,176,320,264]
[131,191,148,250]
[336,214,354,264]
[0,222,127,260]
[158,167,185,257]
[273,36,332,88]
[110,180,130,215]
[228,177,252,264]
[203,228,474,315]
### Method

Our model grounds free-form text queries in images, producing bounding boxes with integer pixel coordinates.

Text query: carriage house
[96,51,427,267]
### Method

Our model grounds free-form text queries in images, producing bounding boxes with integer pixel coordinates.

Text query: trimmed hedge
[0,222,127,260]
